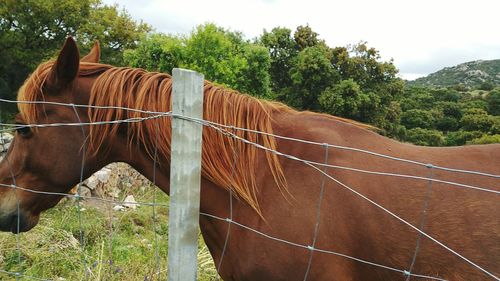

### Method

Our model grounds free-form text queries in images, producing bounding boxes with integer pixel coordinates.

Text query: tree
[468,134,500,145]
[0,0,150,102]
[76,3,151,65]
[288,45,337,109]
[460,108,494,132]
[405,128,444,146]
[259,27,298,95]
[400,87,435,111]
[124,24,273,98]
[445,130,484,146]
[293,24,324,51]
[401,109,434,129]
[123,34,183,73]
[485,89,500,115]
[319,79,361,117]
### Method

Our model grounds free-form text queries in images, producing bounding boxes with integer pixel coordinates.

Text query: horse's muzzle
[0,211,36,233]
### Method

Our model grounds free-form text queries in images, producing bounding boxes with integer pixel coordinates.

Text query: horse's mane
[18,60,373,214]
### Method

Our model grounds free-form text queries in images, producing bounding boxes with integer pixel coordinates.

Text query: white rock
[85,175,99,190]
[95,168,111,183]
[123,195,137,209]
[0,132,13,154]
[113,205,125,211]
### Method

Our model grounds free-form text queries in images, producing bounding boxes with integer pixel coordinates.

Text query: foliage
[2,5,497,147]
[397,85,499,146]
[76,2,151,66]
[0,0,150,103]
[405,128,444,146]
[486,89,500,115]
[259,27,298,95]
[288,45,337,109]
[468,134,500,145]
[124,24,272,98]
[0,189,218,281]
[319,79,364,118]
[259,27,403,132]
[401,109,434,129]
[459,108,494,132]
[408,59,500,88]
[444,130,484,146]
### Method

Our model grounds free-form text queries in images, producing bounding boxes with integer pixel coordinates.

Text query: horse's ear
[81,40,100,63]
[47,37,80,89]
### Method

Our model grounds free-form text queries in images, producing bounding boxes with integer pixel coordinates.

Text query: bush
[468,134,500,145]
[401,109,434,129]
[445,130,484,146]
[459,108,494,132]
[405,128,444,146]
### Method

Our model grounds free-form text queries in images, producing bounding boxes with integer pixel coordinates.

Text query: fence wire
[0,99,499,281]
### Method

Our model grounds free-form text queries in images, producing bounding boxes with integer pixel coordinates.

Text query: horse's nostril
[0,212,33,233]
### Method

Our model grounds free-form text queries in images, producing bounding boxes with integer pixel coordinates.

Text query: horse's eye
[15,125,32,137]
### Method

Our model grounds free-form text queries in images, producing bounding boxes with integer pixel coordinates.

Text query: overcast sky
[103,0,500,80]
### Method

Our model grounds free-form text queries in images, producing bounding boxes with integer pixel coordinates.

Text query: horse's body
[0,38,498,281]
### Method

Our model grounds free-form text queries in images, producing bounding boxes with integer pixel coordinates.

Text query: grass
[0,186,219,281]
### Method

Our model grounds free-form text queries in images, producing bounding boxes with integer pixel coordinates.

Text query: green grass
[0,187,218,281]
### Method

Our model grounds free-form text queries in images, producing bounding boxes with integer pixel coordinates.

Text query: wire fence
[0,98,499,281]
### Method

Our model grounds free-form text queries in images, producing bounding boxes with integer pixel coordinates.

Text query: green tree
[460,108,494,132]
[0,0,150,102]
[490,116,500,134]
[401,109,434,129]
[288,45,337,109]
[319,79,362,118]
[123,34,183,73]
[468,134,500,145]
[76,3,151,65]
[431,88,461,102]
[293,24,323,51]
[259,27,298,95]
[445,130,484,146]
[485,89,500,115]
[405,128,444,146]
[125,24,272,98]
[400,87,435,111]
[435,116,459,132]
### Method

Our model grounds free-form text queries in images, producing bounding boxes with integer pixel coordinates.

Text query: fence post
[168,68,204,281]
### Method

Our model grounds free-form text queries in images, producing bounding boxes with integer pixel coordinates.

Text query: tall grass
[0,187,218,280]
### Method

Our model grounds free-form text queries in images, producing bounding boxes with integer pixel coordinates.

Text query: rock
[123,195,137,209]
[94,168,111,183]
[85,176,99,190]
[74,185,92,199]
[0,132,13,155]
[113,205,125,211]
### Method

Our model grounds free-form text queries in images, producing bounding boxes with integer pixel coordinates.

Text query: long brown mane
[18,61,373,214]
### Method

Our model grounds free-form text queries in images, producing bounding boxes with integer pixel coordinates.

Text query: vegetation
[408,59,500,89]
[0,187,218,280]
[0,0,150,103]
[398,86,499,145]
[0,2,499,280]
[1,2,499,143]
[125,24,405,136]
[124,23,499,146]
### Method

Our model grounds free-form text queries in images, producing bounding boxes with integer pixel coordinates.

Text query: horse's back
[265,111,499,280]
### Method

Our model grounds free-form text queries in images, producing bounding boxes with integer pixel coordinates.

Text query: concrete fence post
[168,68,204,281]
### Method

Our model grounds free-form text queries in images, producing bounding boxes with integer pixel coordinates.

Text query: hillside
[408,59,500,88]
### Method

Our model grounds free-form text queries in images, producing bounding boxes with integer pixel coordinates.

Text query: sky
[103,0,500,80]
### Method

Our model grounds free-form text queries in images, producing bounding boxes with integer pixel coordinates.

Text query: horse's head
[0,38,105,233]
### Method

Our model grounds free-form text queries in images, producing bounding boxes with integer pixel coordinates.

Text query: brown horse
[0,37,499,281]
